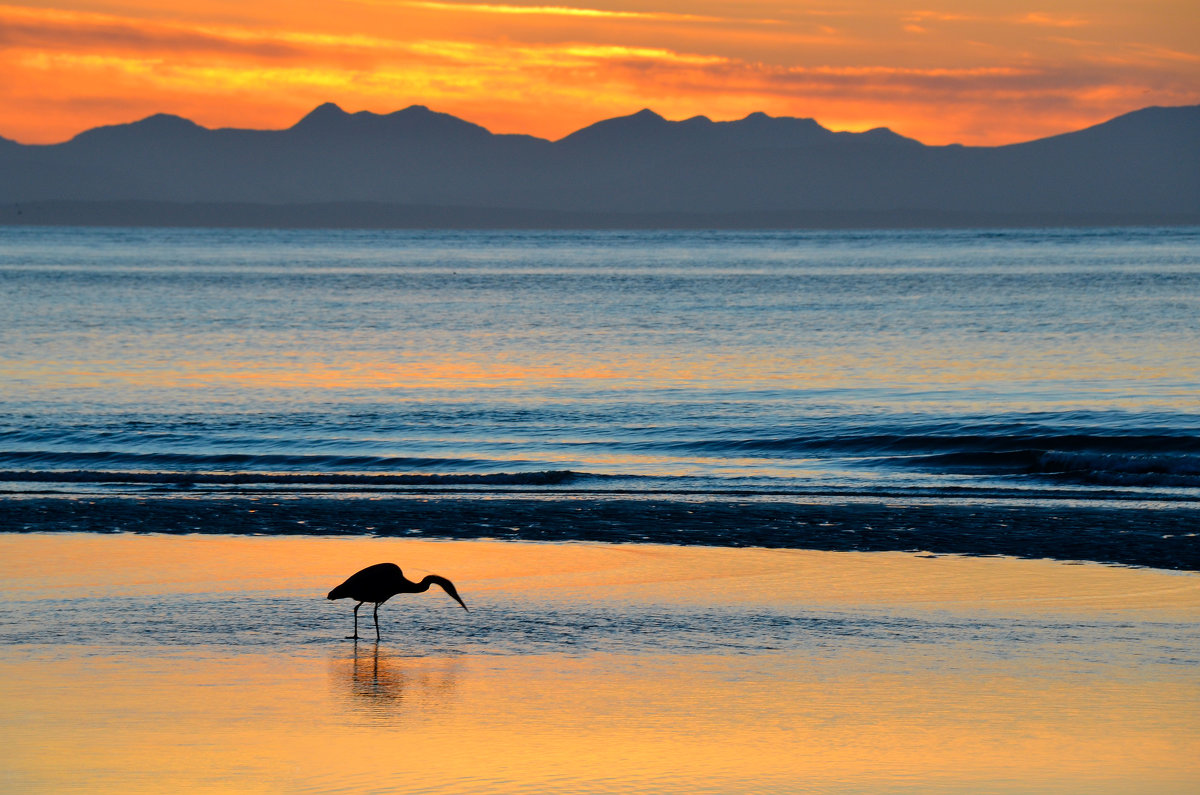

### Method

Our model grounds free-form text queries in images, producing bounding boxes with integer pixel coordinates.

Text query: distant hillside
[2,104,1197,229]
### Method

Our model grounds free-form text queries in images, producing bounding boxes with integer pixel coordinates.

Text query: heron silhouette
[327,562,468,641]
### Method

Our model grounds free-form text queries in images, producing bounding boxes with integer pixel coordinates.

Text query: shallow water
[2,534,1197,793]
[2,226,1199,502]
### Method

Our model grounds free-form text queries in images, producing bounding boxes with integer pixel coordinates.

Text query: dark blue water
[2,225,1198,503]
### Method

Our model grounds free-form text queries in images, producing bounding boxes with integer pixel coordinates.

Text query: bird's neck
[408,575,436,594]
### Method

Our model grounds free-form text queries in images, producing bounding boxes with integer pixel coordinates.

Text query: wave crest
[0,469,583,486]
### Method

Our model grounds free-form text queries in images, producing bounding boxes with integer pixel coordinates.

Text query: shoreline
[3,493,1197,571]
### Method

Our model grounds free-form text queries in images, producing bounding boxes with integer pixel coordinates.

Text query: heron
[327,562,468,641]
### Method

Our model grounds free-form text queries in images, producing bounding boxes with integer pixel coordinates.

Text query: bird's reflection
[350,642,407,703]
[332,642,459,722]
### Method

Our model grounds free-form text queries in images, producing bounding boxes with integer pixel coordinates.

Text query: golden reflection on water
[6,532,1198,615]
[10,344,1195,396]
[334,643,461,723]
[1,534,1198,793]
[6,647,1198,794]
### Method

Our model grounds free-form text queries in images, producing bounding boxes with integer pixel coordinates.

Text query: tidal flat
[1,533,1197,794]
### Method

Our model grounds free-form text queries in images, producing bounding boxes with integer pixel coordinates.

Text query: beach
[2,532,1198,793]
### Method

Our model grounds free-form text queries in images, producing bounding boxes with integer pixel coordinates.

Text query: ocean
[2,225,1198,567]
[3,226,1200,793]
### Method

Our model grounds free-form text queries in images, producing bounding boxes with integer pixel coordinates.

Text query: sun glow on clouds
[0,1,1196,146]
[394,0,742,24]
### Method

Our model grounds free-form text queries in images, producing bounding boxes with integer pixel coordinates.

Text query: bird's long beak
[426,574,469,611]
[442,580,469,611]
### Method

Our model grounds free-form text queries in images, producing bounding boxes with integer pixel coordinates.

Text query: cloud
[357,0,781,25]
[902,10,1089,28]
[558,44,728,65]
[0,6,305,59]
[395,1,721,22]
[1018,12,1088,28]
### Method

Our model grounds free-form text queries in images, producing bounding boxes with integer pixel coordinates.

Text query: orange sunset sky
[1,0,1197,146]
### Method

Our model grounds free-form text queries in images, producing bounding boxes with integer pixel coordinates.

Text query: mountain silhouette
[290,102,500,145]
[1,103,1196,228]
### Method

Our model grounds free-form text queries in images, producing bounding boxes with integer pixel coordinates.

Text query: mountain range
[2,103,1197,228]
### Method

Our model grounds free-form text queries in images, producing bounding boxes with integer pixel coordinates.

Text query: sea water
[3,228,1200,793]
[2,225,1197,502]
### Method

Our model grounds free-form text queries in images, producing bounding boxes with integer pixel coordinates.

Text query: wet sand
[4,493,1199,570]
[2,533,1198,793]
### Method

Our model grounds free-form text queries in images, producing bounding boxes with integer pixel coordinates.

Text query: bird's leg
[347,602,363,640]
[373,602,381,642]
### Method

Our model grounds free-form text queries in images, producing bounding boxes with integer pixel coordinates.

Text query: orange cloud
[389,1,733,23]
[901,10,1088,28]
[1017,12,1088,28]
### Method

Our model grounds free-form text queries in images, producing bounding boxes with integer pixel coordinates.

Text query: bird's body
[327,562,468,641]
